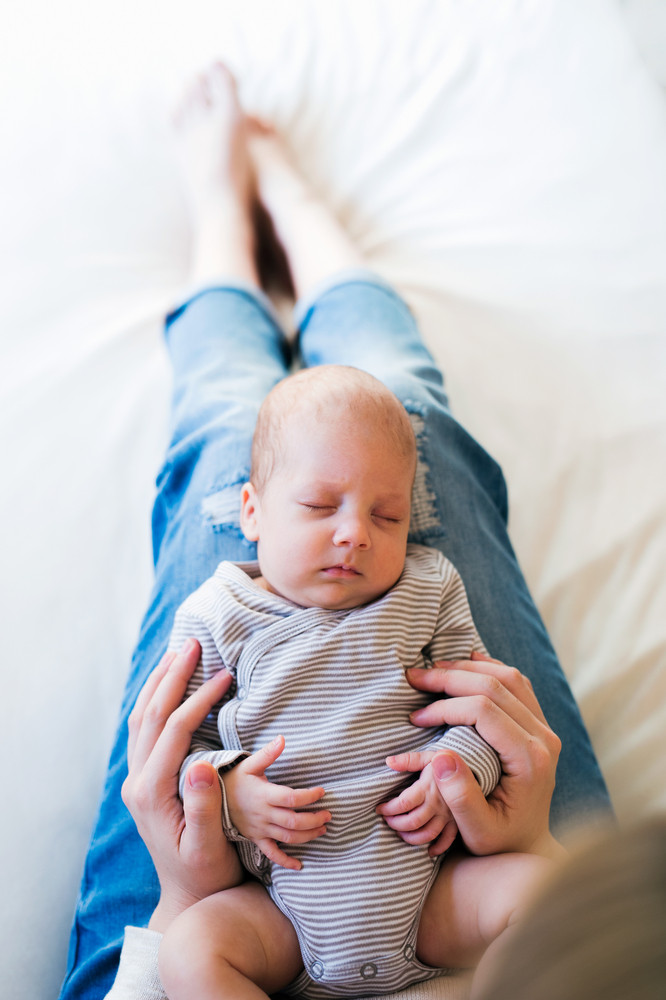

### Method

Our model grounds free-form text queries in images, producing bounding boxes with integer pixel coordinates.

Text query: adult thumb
[182,761,222,842]
[431,752,488,841]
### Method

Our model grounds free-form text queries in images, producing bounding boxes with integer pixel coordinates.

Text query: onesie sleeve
[168,578,242,776]
[102,927,164,1000]
[427,556,488,663]
[422,727,501,796]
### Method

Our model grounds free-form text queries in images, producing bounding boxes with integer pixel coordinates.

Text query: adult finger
[408,694,551,775]
[141,668,233,791]
[429,752,493,851]
[130,639,203,773]
[409,672,546,740]
[408,655,547,725]
[127,652,174,767]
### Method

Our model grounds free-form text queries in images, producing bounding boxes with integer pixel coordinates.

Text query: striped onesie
[170,543,501,999]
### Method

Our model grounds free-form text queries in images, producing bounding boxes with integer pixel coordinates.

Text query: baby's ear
[240,482,261,541]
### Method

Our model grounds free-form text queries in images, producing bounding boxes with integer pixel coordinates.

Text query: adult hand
[404,651,564,859]
[121,639,240,933]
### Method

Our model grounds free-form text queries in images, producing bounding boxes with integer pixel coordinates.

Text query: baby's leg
[159,881,303,1000]
[417,851,551,999]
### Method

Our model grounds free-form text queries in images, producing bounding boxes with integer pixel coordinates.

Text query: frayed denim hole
[201,476,248,539]
[405,408,446,543]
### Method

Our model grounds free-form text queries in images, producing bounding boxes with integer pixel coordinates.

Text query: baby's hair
[250,365,416,494]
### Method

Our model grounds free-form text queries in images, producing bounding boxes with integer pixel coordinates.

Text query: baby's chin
[298,579,395,612]
[255,568,399,610]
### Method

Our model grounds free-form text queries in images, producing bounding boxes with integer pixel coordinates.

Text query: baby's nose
[333,514,371,548]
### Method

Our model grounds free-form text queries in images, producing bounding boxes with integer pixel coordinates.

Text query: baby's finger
[376,783,425,818]
[391,815,445,845]
[256,838,302,871]
[385,750,435,773]
[380,802,435,833]
[267,806,332,832]
[266,784,327,810]
[428,820,459,857]
[265,823,329,846]
[240,735,286,777]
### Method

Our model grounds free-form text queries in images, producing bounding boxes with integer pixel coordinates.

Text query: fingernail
[179,638,195,655]
[432,754,457,780]
[187,762,215,789]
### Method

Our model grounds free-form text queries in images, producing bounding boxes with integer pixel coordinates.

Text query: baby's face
[241,417,413,610]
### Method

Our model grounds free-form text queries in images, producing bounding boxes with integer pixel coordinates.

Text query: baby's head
[240,365,416,610]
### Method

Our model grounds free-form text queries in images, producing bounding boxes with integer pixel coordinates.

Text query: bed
[2,2,665,998]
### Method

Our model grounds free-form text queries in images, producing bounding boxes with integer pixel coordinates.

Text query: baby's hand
[222,735,331,870]
[377,750,459,857]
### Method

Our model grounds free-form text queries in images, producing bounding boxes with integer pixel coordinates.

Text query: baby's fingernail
[432,754,457,780]
[179,638,195,655]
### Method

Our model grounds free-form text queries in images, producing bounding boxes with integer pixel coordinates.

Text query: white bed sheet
[1,2,665,998]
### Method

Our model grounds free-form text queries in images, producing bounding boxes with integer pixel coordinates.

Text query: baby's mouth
[323,564,361,577]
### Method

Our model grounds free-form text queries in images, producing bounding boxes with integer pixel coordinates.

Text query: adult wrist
[148,888,201,934]
[528,830,568,862]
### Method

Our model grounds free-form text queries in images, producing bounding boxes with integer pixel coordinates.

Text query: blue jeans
[60,272,611,999]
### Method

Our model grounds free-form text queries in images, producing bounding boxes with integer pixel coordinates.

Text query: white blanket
[1,2,665,998]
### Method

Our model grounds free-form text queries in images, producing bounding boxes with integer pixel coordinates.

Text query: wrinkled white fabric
[2,3,666,999]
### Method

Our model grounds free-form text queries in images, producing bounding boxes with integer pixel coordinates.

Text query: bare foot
[247,119,314,217]
[173,63,259,286]
[247,120,365,301]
